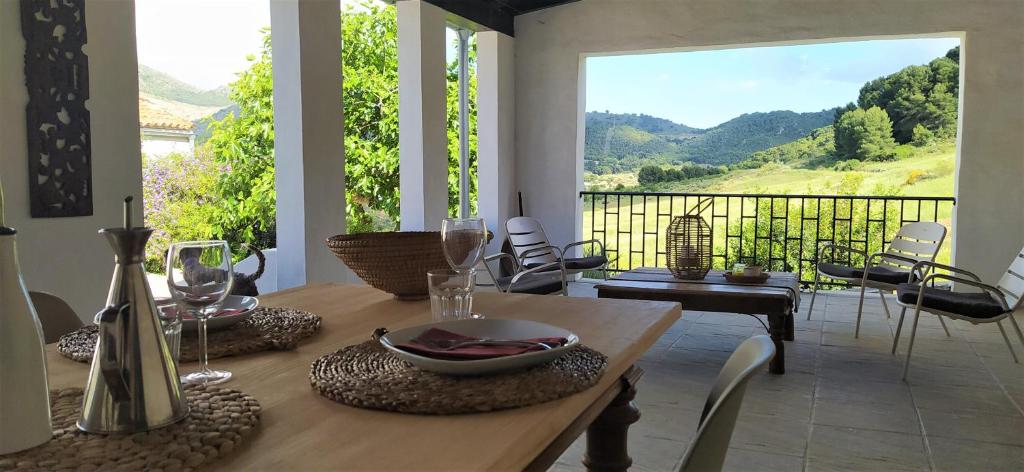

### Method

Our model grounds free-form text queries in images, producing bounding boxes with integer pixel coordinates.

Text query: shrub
[911,123,934,146]
[905,169,926,185]
[637,165,666,185]
[833,159,862,171]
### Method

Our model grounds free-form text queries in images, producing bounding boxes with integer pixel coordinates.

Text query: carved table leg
[767,313,786,374]
[583,374,641,472]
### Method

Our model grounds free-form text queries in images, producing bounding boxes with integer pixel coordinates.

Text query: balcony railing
[580,191,956,287]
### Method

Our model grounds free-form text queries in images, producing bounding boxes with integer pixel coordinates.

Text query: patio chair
[806,222,948,339]
[678,335,775,472]
[505,216,612,280]
[897,245,1024,380]
[480,253,568,295]
[29,291,83,343]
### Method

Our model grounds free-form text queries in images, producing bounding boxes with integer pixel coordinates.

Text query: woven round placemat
[58,307,321,363]
[310,340,608,415]
[0,385,260,472]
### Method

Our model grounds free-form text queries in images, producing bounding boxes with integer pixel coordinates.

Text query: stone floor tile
[911,384,1021,415]
[918,408,1024,446]
[722,447,804,472]
[928,436,1024,472]
[806,425,929,471]
[627,436,687,472]
[812,397,921,434]
[730,412,809,457]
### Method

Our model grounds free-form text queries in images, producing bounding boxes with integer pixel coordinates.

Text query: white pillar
[476,31,516,251]
[270,0,346,289]
[397,0,449,231]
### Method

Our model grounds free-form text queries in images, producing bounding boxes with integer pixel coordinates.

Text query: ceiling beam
[408,0,578,37]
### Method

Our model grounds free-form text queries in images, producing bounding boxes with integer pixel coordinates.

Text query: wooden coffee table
[595,268,801,374]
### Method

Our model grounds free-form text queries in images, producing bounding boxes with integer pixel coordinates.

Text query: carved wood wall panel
[21,0,93,218]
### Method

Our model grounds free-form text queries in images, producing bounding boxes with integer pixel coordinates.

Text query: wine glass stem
[197,312,211,383]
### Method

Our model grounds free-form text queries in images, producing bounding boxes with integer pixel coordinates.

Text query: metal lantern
[666,199,713,280]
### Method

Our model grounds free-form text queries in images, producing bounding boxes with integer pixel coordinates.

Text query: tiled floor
[552,283,1024,471]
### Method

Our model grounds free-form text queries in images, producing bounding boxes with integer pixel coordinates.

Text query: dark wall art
[21,0,92,218]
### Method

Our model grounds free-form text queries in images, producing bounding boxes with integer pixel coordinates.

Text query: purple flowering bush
[142,150,222,272]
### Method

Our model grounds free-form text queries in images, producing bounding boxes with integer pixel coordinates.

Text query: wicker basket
[325,232,449,301]
[666,199,713,280]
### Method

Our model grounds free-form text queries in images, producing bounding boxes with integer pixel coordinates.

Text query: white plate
[379,318,580,376]
[159,295,259,332]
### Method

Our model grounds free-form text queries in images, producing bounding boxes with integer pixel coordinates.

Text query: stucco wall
[1,1,144,319]
[514,0,1024,281]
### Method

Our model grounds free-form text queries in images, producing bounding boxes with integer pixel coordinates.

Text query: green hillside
[138,64,232,107]
[584,109,835,173]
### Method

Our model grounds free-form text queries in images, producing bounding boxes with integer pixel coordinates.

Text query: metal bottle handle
[96,303,131,401]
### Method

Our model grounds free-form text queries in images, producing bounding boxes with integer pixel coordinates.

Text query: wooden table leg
[583,372,642,472]
[767,313,786,375]
[784,312,795,342]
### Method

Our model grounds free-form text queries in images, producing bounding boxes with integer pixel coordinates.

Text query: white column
[397,0,449,231]
[270,0,346,289]
[476,31,516,252]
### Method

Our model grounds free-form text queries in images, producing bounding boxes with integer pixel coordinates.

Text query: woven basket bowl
[325,232,449,301]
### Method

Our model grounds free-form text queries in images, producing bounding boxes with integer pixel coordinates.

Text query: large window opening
[580,37,963,283]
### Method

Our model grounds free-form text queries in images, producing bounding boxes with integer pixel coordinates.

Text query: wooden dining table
[45,283,680,471]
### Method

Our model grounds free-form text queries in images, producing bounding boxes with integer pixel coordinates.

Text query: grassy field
[582,141,957,281]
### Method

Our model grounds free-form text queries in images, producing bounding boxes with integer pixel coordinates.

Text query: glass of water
[427,269,476,321]
[157,301,183,365]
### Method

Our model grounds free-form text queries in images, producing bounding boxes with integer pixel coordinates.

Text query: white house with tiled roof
[139,93,196,157]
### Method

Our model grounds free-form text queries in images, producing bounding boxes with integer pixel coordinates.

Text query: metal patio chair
[807,222,948,339]
[505,216,612,281]
[677,335,776,472]
[897,245,1024,380]
[480,253,568,296]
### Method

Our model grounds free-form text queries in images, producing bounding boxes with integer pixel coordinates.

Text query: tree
[203,2,478,251]
[637,166,666,185]
[833,106,897,161]
[856,49,959,142]
[911,123,935,146]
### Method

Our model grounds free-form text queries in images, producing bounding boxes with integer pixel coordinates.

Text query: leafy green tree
[203,2,478,250]
[637,166,666,185]
[857,49,959,142]
[834,106,897,161]
[911,123,935,146]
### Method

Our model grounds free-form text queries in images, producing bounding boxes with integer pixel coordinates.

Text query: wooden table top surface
[597,268,800,296]
[45,283,679,471]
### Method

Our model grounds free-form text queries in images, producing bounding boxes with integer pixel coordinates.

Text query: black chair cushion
[896,283,1007,318]
[818,262,913,285]
[525,255,608,271]
[495,275,564,295]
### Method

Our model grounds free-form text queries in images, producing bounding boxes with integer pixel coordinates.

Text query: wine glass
[441,217,487,273]
[166,240,234,385]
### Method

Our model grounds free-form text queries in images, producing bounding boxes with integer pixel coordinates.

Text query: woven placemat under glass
[57,307,321,363]
[310,340,608,415]
[0,385,260,472]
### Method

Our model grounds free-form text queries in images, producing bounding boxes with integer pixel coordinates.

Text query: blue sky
[586,37,960,129]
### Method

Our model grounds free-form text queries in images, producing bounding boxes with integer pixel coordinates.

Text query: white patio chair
[677,335,775,472]
[505,216,612,280]
[807,222,948,339]
[480,253,568,296]
[897,245,1024,380]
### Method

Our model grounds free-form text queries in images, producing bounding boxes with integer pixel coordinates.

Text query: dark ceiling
[421,0,579,36]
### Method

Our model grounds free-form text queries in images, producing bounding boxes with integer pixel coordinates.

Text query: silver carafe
[78,198,188,433]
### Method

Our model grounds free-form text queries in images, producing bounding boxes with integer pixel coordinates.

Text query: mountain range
[585,109,836,173]
[138,64,232,108]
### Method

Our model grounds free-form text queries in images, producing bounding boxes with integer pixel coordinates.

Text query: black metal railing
[580,191,957,287]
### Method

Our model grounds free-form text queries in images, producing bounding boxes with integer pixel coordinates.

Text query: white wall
[1,0,144,320]
[514,0,1024,281]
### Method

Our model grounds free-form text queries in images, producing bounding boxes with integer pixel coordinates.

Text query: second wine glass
[441,217,487,273]
[166,240,234,386]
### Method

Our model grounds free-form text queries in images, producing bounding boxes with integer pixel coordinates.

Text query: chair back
[879,222,947,271]
[505,217,558,267]
[678,336,775,472]
[29,291,83,343]
[995,245,1024,311]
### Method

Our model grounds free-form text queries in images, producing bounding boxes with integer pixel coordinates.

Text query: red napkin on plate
[395,328,567,360]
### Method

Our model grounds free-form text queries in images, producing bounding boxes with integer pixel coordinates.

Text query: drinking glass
[427,269,475,321]
[157,301,182,366]
[166,241,234,385]
[441,217,487,273]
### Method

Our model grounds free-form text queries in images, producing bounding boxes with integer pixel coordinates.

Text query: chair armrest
[910,260,982,283]
[918,273,1010,311]
[481,253,517,292]
[816,242,866,263]
[508,260,569,295]
[563,239,605,257]
[519,245,564,263]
